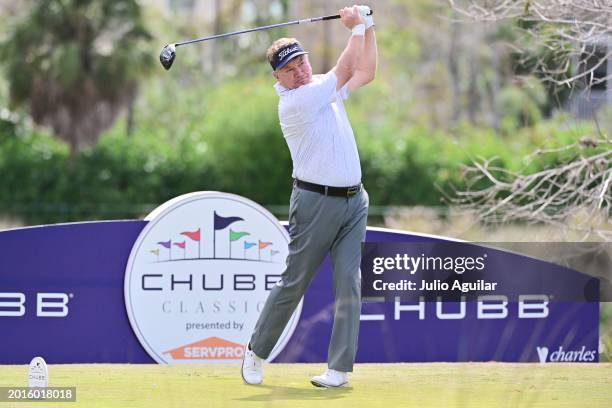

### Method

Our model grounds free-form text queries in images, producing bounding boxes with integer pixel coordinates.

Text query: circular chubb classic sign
[125,192,301,364]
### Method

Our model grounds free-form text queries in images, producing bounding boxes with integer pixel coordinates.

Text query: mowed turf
[0,363,610,408]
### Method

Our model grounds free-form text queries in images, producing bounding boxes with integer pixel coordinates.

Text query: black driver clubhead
[160,44,176,70]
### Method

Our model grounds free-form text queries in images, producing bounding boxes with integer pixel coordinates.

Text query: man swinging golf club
[241,5,377,388]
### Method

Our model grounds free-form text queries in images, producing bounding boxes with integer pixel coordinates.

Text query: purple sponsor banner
[0,221,152,364]
[274,230,599,364]
[0,222,599,364]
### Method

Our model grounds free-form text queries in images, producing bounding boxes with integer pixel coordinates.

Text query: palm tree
[1,0,152,159]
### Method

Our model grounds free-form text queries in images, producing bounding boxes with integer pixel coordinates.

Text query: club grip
[321,9,373,21]
[321,14,341,21]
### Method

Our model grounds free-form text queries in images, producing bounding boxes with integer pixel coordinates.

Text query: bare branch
[448,0,612,89]
[451,143,612,240]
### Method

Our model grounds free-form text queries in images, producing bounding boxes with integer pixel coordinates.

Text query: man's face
[273,55,312,89]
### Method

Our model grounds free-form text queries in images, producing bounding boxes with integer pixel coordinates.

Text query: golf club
[160,9,374,70]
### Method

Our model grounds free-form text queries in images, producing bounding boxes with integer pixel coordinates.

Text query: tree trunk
[321,15,332,73]
[280,0,289,20]
[211,0,223,80]
[449,20,461,124]
[489,46,501,132]
[126,99,135,137]
[467,50,479,124]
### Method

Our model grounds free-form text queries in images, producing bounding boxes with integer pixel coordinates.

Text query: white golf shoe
[241,344,263,385]
[310,369,348,388]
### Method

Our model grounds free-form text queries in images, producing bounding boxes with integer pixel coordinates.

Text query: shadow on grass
[237,384,352,401]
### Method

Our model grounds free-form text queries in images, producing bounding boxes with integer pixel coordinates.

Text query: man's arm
[348,27,377,93]
[333,6,365,91]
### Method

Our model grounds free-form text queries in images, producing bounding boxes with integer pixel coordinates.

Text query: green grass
[0,363,611,408]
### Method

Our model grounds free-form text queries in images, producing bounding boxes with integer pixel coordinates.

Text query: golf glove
[358,5,374,29]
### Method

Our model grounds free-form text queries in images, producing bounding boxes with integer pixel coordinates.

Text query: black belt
[295,179,362,197]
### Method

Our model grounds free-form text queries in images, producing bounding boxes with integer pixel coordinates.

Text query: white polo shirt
[274,71,362,187]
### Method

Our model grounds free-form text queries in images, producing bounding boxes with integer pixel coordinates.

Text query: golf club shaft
[175,11,372,47]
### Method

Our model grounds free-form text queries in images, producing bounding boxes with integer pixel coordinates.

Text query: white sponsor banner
[125,192,301,364]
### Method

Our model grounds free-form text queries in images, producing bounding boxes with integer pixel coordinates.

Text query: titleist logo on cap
[278,45,300,59]
[271,43,307,70]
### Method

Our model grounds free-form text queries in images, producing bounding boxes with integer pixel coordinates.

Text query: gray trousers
[250,183,368,372]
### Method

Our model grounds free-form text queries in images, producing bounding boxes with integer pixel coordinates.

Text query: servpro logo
[124,192,301,364]
[164,337,244,360]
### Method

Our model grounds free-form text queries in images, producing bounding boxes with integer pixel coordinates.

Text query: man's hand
[339,6,364,30]
[357,5,374,29]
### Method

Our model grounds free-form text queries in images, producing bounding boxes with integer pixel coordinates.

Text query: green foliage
[496,78,547,133]
[0,0,152,155]
[0,76,599,224]
[198,79,293,204]
[507,21,575,115]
